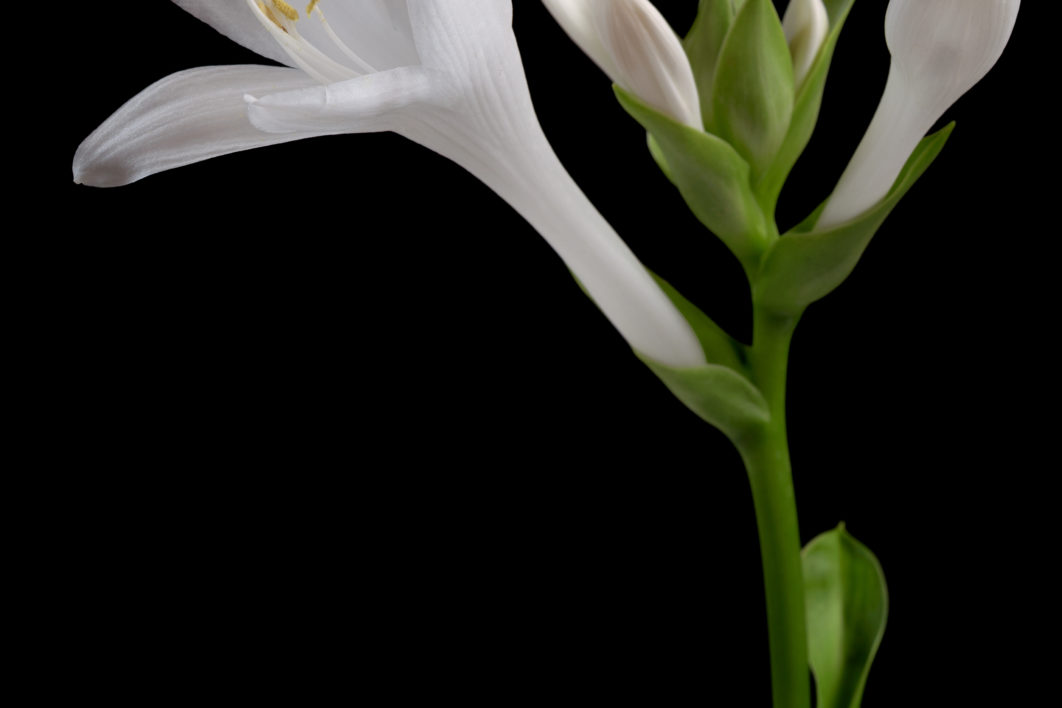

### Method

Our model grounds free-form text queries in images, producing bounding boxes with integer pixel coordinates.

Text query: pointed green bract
[616,86,769,272]
[638,354,770,441]
[712,0,795,179]
[650,272,746,372]
[756,0,858,215]
[684,0,736,130]
[754,123,954,314]
[638,271,764,443]
[803,525,888,708]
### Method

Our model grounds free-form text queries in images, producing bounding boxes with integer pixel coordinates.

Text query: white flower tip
[543,0,701,130]
[886,0,1020,110]
[783,0,829,86]
[818,0,1019,229]
[595,0,702,129]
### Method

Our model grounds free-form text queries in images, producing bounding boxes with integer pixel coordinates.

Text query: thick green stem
[739,306,809,708]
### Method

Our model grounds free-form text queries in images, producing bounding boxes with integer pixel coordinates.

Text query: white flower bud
[818,0,1020,229]
[542,0,702,130]
[782,0,829,86]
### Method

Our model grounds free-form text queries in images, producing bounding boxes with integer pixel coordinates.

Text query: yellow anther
[271,0,300,21]
[306,0,319,14]
[256,1,286,30]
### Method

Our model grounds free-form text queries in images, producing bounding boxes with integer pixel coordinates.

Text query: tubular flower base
[73,0,706,370]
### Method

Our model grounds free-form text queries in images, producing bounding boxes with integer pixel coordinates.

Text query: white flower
[72,0,706,369]
[818,0,1020,229]
[783,0,829,87]
[541,0,701,130]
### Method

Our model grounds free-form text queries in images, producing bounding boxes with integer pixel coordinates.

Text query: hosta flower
[818,0,1020,229]
[782,0,829,87]
[73,0,706,369]
[541,0,702,130]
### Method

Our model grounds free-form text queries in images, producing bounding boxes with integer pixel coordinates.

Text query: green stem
[739,305,809,708]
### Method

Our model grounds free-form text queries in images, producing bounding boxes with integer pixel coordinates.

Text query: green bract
[755,124,953,315]
[803,525,888,708]
[757,0,857,216]
[711,0,794,179]
[617,87,769,273]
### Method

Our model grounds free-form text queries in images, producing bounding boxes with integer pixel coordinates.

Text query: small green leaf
[638,354,770,441]
[803,524,888,708]
[754,123,954,314]
[712,0,795,178]
[616,86,769,269]
[756,0,858,214]
[684,0,737,130]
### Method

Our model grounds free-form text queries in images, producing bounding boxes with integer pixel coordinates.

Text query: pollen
[306,0,319,14]
[271,0,300,21]
[256,2,285,30]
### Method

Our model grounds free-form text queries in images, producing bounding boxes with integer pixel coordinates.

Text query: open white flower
[818,0,1020,229]
[73,0,706,369]
[541,0,701,130]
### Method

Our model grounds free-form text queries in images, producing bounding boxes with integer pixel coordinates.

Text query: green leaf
[650,271,746,372]
[803,524,888,708]
[638,354,770,441]
[754,123,954,314]
[616,86,769,270]
[684,0,736,130]
[712,0,795,178]
[756,0,858,215]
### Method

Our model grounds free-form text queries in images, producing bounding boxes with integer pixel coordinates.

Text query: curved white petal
[544,0,700,129]
[73,66,320,187]
[592,0,701,129]
[172,0,295,68]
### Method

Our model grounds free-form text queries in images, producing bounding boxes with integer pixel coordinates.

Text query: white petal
[885,0,1020,118]
[783,0,829,86]
[245,67,445,135]
[404,0,514,72]
[73,66,321,187]
[592,0,702,129]
[818,0,1019,228]
[171,0,295,68]
[541,0,620,78]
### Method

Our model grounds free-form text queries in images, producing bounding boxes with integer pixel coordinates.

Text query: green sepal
[638,354,770,441]
[616,86,769,271]
[639,272,765,441]
[684,0,737,130]
[803,524,888,708]
[650,272,746,372]
[756,0,858,214]
[712,0,794,179]
[754,123,954,314]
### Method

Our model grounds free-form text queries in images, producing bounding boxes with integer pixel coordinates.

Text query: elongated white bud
[783,0,829,86]
[818,0,1020,229]
[542,0,702,130]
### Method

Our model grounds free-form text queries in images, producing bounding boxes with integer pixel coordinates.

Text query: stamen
[306,1,319,14]
[310,2,377,73]
[271,0,300,22]
[256,1,286,32]
[246,0,364,84]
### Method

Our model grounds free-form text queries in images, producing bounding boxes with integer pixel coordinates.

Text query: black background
[53,1,1051,704]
